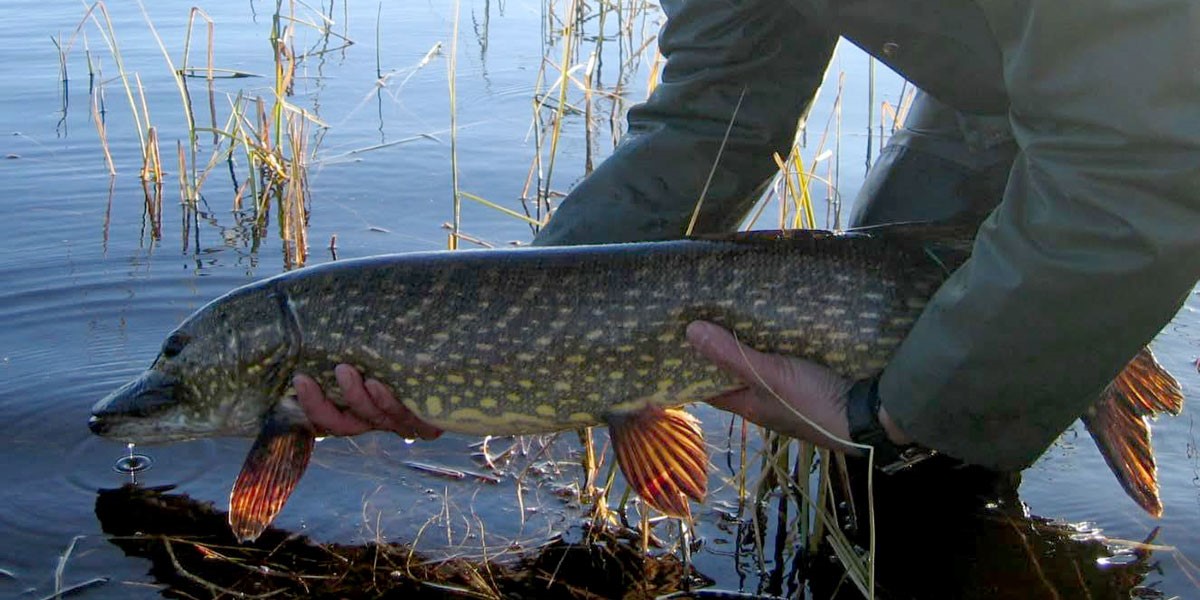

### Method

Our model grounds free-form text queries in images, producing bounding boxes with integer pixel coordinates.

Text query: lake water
[0,1,1196,598]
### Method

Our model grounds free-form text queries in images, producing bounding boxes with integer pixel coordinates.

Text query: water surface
[0,1,1196,598]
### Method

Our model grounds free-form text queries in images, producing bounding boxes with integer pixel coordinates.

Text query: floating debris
[403,461,500,484]
[404,461,464,480]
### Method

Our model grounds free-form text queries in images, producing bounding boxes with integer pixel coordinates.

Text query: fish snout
[87,414,110,435]
[89,370,181,437]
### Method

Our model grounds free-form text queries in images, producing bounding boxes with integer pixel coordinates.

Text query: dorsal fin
[849,221,977,268]
[691,222,977,271]
[687,228,842,244]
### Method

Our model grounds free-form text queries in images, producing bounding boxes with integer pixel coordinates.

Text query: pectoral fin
[607,406,707,518]
[1082,346,1183,518]
[229,397,315,543]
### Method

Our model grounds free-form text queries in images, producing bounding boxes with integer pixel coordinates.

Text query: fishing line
[725,328,878,599]
[685,86,748,237]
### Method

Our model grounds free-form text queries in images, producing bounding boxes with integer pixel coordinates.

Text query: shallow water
[0,1,1196,598]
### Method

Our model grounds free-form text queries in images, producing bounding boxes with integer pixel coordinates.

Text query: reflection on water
[94,484,707,599]
[0,0,1196,598]
[812,457,1164,600]
[90,475,1163,599]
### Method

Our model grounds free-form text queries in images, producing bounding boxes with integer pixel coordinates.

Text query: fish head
[90,286,301,443]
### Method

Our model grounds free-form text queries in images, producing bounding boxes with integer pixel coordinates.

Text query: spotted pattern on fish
[90,228,956,443]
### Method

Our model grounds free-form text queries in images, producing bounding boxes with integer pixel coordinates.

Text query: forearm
[534,0,836,246]
[883,181,1198,470]
[879,0,1200,470]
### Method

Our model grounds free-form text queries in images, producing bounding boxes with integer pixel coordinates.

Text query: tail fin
[1081,346,1183,518]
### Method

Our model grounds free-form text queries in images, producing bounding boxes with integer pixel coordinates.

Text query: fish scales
[268,233,944,435]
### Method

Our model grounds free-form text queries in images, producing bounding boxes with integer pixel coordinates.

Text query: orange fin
[229,398,315,543]
[1081,346,1183,518]
[607,406,707,518]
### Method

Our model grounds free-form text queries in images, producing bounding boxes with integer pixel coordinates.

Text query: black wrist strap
[846,378,937,473]
[847,377,907,466]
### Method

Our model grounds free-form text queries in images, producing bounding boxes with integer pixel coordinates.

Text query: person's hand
[294,364,443,440]
[686,320,910,452]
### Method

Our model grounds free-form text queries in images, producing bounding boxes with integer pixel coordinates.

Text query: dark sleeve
[879,0,1200,470]
[532,0,837,246]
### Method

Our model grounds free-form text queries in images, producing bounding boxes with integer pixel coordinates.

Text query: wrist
[878,406,913,446]
[846,377,935,473]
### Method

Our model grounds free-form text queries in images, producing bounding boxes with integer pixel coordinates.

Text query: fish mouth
[89,370,182,440]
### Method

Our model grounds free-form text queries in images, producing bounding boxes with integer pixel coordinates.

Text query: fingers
[294,373,372,436]
[363,378,443,440]
[295,366,444,441]
[335,365,391,429]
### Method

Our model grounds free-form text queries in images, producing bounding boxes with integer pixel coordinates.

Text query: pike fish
[89,226,1183,542]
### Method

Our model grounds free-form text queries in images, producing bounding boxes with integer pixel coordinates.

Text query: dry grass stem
[448,0,463,250]
[64,0,334,263]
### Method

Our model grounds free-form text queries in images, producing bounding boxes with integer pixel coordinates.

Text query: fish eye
[162,332,192,358]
